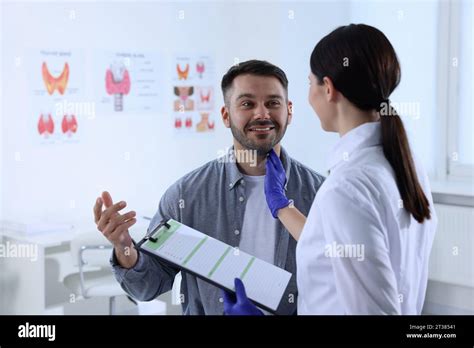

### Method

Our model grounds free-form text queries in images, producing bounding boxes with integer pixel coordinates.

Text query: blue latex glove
[223,278,264,315]
[265,149,291,218]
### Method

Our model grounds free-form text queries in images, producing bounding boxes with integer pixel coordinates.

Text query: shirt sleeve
[110,184,181,301]
[319,178,401,314]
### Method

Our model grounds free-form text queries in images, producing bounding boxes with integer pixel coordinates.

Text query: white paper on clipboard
[138,219,292,312]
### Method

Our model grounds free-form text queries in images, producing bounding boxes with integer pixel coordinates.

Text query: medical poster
[96,51,161,113]
[172,55,216,134]
[29,49,85,145]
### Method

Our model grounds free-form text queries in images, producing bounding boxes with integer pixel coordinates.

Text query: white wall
[0,1,349,231]
[350,0,439,176]
[0,0,443,225]
[278,1,349,173]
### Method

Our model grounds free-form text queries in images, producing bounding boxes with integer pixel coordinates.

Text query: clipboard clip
[144,218,171,243]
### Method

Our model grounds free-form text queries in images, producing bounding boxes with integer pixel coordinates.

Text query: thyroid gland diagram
[196,61,205,79]
[61,114,78,136]
[37,113,55,138]
[42,62,69,95]
[174,86,195,111]
[105,62,131,112]
[197,87,213,110]
[176,63,189,80]
[200,89,210,103]
[174,116,193,130]
[37,114,78,138]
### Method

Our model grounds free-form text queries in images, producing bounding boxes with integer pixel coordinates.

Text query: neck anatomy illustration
[105,62,131,111]
[196,62,205,78]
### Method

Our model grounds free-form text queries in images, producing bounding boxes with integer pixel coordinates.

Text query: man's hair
[221,59,289,105]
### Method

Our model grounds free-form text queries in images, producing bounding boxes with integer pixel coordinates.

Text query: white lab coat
[296,122,437,314]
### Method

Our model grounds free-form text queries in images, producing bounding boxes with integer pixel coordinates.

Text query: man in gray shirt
[93,60,324,315]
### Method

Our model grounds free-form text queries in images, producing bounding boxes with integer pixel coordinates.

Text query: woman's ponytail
[380,103,431,223]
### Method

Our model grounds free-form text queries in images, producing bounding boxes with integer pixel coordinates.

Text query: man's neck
[233,141,281,176]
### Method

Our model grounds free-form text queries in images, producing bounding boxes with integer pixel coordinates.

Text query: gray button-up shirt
[111,146,324,315]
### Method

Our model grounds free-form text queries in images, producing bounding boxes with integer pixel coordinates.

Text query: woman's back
[296,122,437,314]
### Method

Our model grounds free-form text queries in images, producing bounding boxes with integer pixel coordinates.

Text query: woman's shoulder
[321,149,398,207]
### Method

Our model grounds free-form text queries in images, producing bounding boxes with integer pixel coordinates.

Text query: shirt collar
[224,145,292,190]
[327,121,382,173]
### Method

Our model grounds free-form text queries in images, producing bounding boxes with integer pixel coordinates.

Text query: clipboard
[135,218,292,314]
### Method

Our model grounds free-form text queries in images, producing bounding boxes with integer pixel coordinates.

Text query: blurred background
[0,0,472,315]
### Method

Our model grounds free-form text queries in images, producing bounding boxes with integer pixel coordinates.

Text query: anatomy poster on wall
[29,49,85,145]
[173,55,216,134]
[97,51,161,113]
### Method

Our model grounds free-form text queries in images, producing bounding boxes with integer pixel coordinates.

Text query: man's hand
[265,149,291,218]
[223,278,264,315]
[93,191,138,268]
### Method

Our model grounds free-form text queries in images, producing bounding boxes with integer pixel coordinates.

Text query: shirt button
[239,196,244,202]
[234,229,240,235]
[218,297,223,303]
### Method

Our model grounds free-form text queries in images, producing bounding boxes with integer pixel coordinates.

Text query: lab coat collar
[326,121,382,173]
[225,145,291,190]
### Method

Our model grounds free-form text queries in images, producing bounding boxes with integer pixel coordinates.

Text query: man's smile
[247,125,275,134]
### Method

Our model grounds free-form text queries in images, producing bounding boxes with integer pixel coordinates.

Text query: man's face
[221,74,293,156]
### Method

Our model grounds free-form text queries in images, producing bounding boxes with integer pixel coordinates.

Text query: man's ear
[287,101,293,125]
[221,105,231,128]
[323,76,337,103]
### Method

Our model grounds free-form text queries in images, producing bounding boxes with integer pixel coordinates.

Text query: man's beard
[229,114,289,156]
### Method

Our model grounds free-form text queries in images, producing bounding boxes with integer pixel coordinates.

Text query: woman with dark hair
[224,24,437,315]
